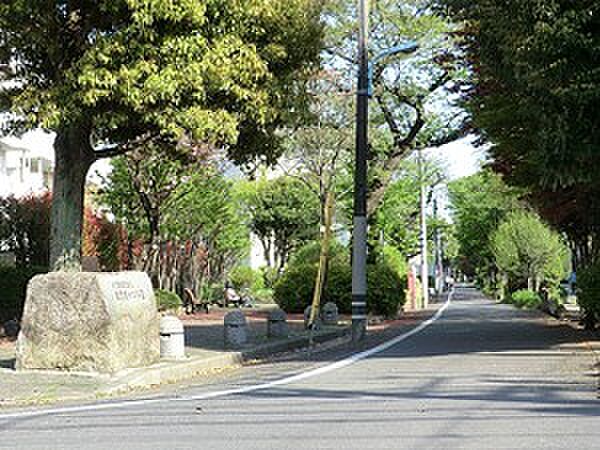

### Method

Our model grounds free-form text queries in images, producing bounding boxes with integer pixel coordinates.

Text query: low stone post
[159,316,186,360]
[224,310,248,348]
[321,302,339,325]
[267,308,288,338]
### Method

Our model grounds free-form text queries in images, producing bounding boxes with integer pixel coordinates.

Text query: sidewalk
[0,307,352,408]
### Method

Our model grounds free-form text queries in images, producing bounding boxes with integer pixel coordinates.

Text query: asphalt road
[1,286,598,449]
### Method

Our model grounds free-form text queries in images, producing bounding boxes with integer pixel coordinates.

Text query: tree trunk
[50,125,94,271]
[308,191,334,336]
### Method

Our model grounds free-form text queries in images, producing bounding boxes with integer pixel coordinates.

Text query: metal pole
[352,0,369,343]
[419,150,429,309]
[434,197,443,294]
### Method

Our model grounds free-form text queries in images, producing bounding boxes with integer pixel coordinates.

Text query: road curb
[99,327,350,396]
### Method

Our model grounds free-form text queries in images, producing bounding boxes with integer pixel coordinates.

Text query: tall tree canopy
[448,170,523,279]
[0,0,322,269]
[324,0,469,215]
[444,0,600,266]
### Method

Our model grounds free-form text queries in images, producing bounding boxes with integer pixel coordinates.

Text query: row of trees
[449,170,570,303]
[443,0,600,325]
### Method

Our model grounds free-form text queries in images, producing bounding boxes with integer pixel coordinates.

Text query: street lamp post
[352,0,370,344]
[352,0,418,343]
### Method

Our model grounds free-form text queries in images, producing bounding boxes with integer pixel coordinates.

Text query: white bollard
[160,316,185,360]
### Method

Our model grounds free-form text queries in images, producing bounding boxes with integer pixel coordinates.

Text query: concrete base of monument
[16,272,160,373]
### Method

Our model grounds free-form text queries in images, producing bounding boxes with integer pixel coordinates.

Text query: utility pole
[419,149,429,309]
[352,0,369,343]
[433,197,444,294]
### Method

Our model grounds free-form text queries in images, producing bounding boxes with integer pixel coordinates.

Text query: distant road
[1,286,598,449]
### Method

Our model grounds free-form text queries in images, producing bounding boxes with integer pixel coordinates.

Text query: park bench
[182,288,211,314]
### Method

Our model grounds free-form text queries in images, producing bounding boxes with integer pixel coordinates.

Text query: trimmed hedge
[509,289,541,309]
[0,266,47,322]
[577,261,600,328]
[155,289,183,312]
[274,257,406,318]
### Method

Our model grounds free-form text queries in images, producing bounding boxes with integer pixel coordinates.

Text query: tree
[492,211,570,292]
[443,0,600,267]
[375,156,446,258]
[101,155,248,294]
[238,176,320,270]
[0,0,322,270]
[448,170,523,280]
[324,0,469,215]
[281,70,354,325]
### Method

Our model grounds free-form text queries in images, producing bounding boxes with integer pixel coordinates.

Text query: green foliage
[375,157,447,257]
[509,289,542,309]
[577,260,600,325]
[274,254,406,318]
[274,263,321,313]
[0,0,322,159]
[446,0,600,268]
[103,157,250,280]
[237,176,320,268]
[0,1,323,268]
[492,211,570,290]
[367,263,407,318]
[288,240,347,267]
[229,266,263,292]
[448,170,523,278]
[155,289,183,312]
[0,266,47,322]
[379,246,408,277]
[259,266,280,290]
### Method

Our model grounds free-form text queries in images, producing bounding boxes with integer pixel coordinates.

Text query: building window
[30,158,39,173]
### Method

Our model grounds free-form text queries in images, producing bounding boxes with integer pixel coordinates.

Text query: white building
[0,140,53,197]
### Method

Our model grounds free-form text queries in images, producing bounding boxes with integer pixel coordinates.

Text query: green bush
[368,264,406,317]
[251,287,274,303]
[155,289,183,312]
[229,266,257,290]
[274,258,406,318]
[274,263,318,313]
[0,266,47,322]
[509,289,542,309]
[288,240,348,267]
[577,261,600,327]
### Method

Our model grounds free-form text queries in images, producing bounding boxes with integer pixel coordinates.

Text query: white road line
[0,290,453,421]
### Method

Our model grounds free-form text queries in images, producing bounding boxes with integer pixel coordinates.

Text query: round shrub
[274,258,406,318]
[274,263,318,313]
[368,264,406,317]
[155,289,183,312]
[229,266,258,290]
[509,289,541,308]
[288,240,348,267]
[577,261,600,327]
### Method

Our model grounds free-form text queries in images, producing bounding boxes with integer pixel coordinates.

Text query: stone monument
[16,271,159,373]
